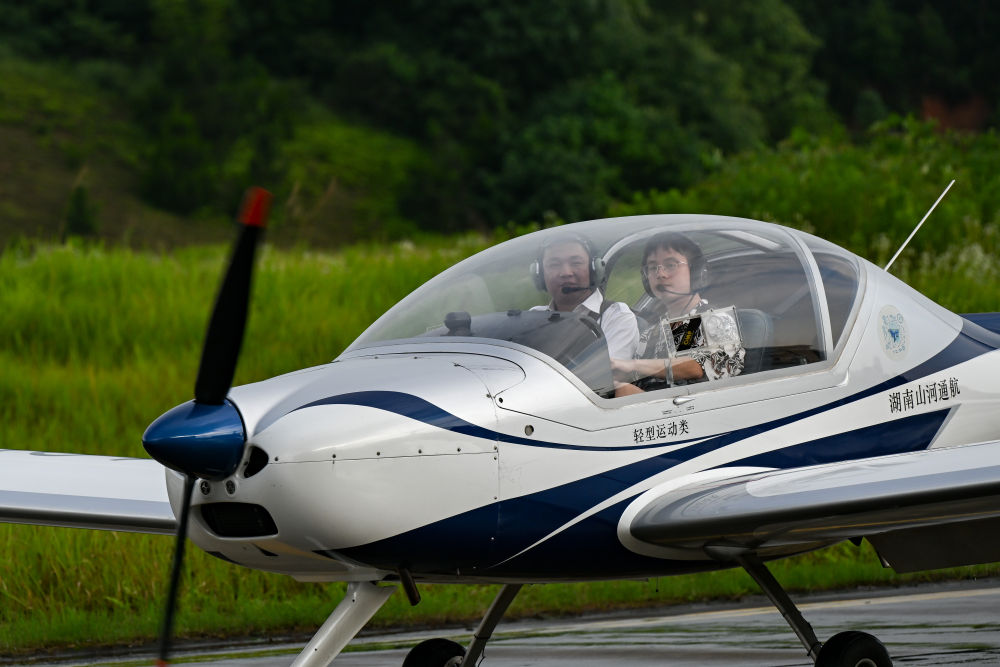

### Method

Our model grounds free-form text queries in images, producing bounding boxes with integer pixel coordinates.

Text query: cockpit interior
[347,216,863,399]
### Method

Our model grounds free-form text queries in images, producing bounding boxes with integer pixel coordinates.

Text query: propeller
[144,186,272,665]
[195,187,270,405]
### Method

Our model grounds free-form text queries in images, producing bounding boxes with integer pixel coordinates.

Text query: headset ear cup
[591,257,606,288]
[696,264,708,291]
[530,261,546,291]
[641,270,654,298]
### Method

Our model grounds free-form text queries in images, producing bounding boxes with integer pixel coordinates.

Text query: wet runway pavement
[20,579,1000,666]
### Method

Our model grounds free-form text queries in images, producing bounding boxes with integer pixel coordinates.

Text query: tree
[128,0,294,214]
[657,0,832,140]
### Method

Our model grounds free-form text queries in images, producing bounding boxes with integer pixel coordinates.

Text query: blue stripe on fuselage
[295,390,502,442]
[293,389,706,451]
[327,324,993,577]
[336,408,952,578]
[730,408,951,469]
[296,320,993,453]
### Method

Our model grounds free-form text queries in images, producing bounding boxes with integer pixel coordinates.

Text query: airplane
[4,186,1000,667]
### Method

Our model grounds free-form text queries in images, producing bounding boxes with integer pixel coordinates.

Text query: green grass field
[2,235,999,656]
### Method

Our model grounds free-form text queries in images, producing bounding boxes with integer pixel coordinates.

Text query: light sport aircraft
[4,190,1000,667]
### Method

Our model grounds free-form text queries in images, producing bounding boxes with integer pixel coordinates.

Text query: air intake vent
[243,446,270,478]
[200,503,278,537]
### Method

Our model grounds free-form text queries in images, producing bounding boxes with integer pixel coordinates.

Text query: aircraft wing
[625,440,1000,573]
[0,450,176,534]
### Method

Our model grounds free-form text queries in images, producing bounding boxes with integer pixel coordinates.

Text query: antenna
[884,180,955,272]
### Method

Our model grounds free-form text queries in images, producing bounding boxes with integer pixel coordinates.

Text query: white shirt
[531,289,639,360]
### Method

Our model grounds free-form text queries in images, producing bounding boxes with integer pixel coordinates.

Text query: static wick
[884,179,956,272]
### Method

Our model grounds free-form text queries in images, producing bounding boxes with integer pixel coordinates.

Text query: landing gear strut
[709,547,893,667]
[402,583,524,667]
[731,550,823,661]
[290,581,395,667]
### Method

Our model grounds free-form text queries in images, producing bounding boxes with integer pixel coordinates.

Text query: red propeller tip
[239,187,272,228]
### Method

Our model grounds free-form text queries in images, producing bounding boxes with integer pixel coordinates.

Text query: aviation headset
[640,232,708,298]
[530,233,606,292]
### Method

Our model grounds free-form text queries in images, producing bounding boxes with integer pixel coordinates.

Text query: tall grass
[0,236,494,654]
[2,233,999,656]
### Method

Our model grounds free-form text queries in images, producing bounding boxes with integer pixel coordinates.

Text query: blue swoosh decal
[296,390,500,441]
[326,325,996,576]
[293,390,707,451]
[292,322,992,454]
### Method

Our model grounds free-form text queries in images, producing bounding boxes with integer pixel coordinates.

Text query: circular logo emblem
[879,306,908,360]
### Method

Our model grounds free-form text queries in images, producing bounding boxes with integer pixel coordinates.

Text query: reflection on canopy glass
[348,216,861,398]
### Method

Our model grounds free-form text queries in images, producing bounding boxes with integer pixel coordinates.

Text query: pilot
[612,232,744,396]
[530,234,639,360]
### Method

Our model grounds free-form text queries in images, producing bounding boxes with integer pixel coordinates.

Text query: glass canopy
[346,215,861,397]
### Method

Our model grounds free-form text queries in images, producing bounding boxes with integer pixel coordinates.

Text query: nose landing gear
[403,583,523,667]
[401,638,466,667]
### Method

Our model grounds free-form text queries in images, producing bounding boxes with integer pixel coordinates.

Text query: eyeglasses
[642,259,687,275]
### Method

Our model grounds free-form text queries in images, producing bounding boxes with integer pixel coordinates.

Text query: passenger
[530,234,639,360]
[612,232,744,396]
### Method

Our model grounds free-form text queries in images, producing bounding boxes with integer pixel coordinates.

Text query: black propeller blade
[195,187,272,404]
[154,187,271,666]
[156,474,194,667]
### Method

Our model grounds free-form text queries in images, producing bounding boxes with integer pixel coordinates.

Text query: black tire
[816,631,893,667]
[401,637,466,667]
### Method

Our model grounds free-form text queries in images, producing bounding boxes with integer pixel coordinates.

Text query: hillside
[0,55,424,251]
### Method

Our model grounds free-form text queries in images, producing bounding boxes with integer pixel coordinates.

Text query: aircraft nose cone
[142,400,246,481]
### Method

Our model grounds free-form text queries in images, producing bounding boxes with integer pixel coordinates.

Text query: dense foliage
[3,0,994,238]
[789,0,1000,127]
[614,117,1000,261]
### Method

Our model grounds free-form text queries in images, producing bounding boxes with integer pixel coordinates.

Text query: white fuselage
[171,261,1000,583]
